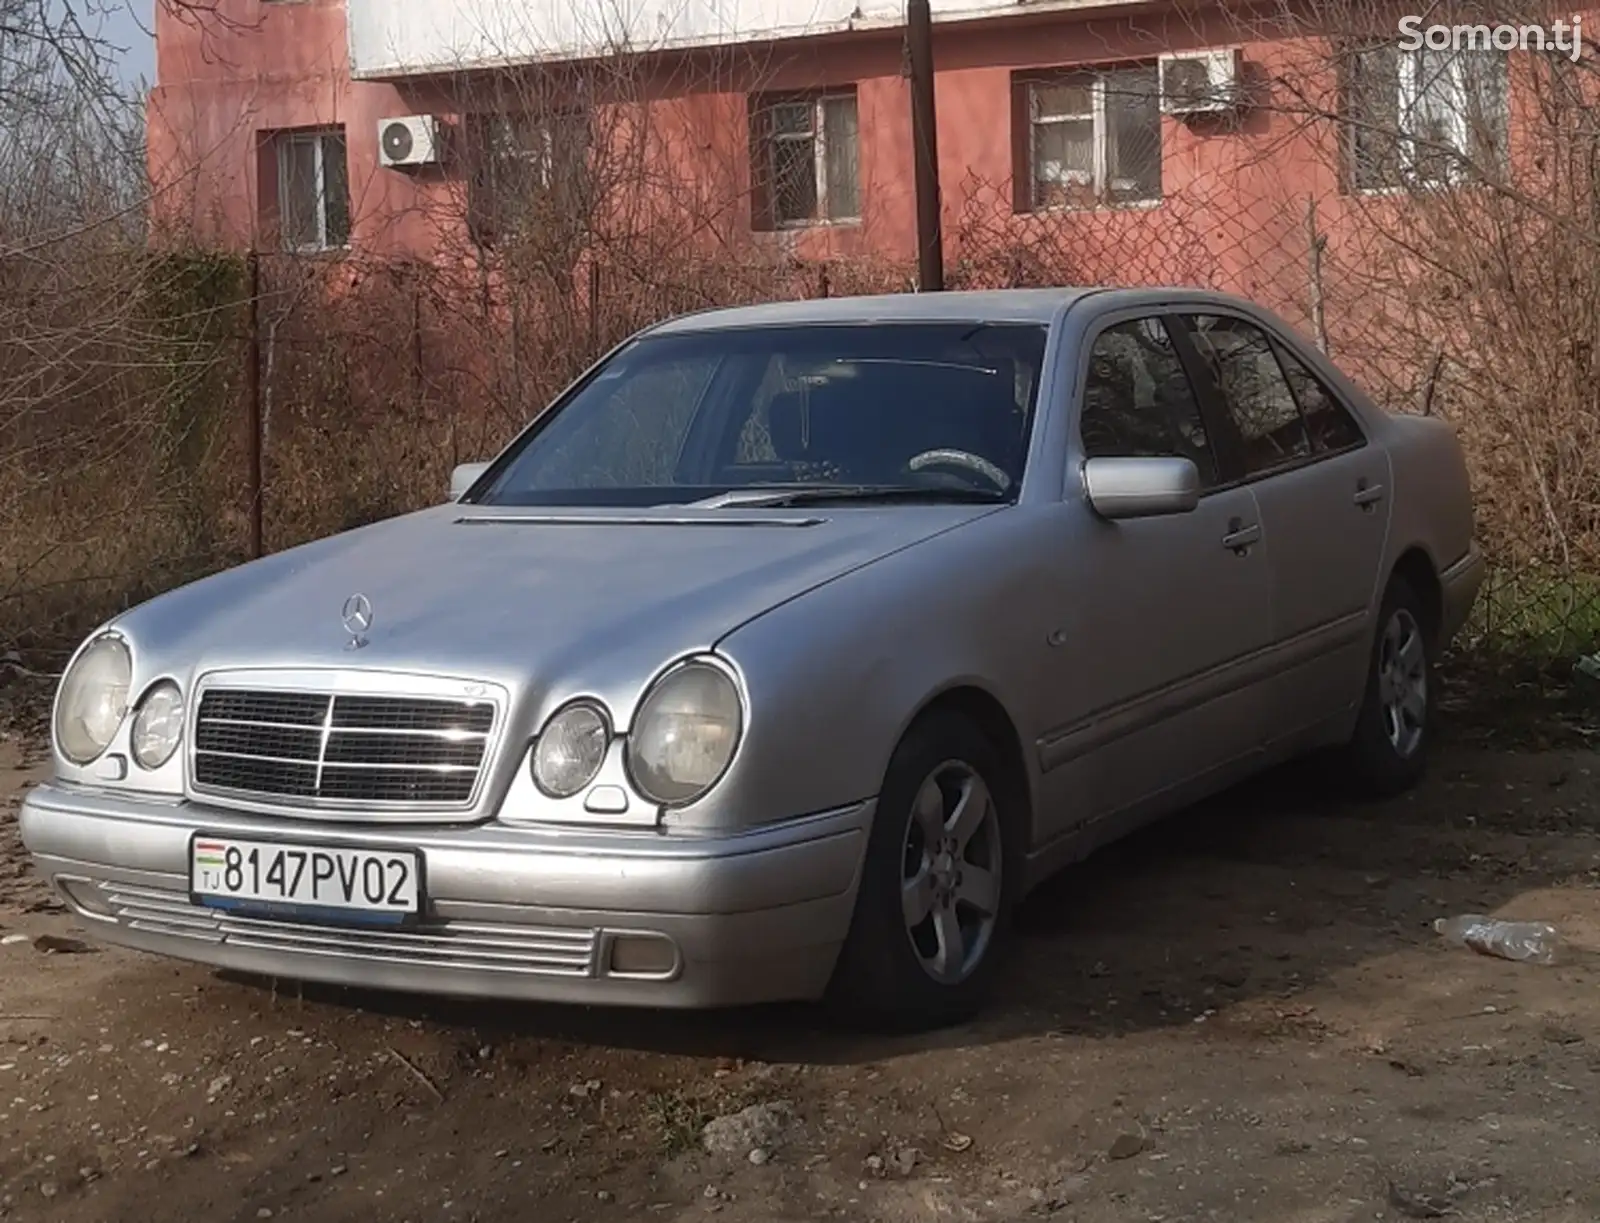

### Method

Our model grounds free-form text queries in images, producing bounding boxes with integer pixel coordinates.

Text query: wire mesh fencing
[5,156,1600,668]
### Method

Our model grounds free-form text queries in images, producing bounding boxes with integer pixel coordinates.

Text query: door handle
[1354,480,1386,509]
[1222,518,1261,554]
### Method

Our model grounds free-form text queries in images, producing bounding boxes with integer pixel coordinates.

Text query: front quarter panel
[677,507,1056,839]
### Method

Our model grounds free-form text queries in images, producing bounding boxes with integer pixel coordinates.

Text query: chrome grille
[193,688,497,808]
[98,881,597,978]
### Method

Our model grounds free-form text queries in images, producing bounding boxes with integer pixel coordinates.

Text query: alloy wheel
[899,760,1004,985]
[1377,607,1427,758]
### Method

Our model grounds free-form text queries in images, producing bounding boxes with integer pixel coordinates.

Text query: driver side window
[1079,316,1220,487]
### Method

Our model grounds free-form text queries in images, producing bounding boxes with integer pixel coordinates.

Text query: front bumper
[19,783,872,1008]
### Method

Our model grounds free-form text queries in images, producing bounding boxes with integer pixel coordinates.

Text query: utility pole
[907,0,943,291]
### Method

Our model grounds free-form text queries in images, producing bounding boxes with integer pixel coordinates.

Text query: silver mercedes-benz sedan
[20,288,1484,1029]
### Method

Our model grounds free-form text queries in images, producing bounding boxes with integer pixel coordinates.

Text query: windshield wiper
[691,484,1008,509]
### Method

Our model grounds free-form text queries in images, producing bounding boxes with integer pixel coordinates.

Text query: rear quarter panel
[1377,411,1478,577]
[1271,327,1477,601]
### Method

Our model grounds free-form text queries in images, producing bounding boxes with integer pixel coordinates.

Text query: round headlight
[626,661,743,807]
[131,681,185,770]
[531,703,610,799]
[54,635,132,765]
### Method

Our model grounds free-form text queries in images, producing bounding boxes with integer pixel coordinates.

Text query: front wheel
[826,711,1018,1032]
[1339,575,1434,797]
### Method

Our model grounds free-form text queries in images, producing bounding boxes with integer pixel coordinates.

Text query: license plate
[190,835,422,924]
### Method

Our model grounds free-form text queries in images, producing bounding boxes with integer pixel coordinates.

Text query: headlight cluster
[130,682,185,769]
[54,636,132,764]
[529,658,743,808]
[54,634,185,772]
[531,703,610,799]
[627,662,742,805]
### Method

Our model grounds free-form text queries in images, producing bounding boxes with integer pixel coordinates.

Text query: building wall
[145,0,1380,323]
[149,0,432,253]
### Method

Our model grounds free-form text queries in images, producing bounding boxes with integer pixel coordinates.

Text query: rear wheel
[1340,574,1433,797]
[827,711,1018,1031]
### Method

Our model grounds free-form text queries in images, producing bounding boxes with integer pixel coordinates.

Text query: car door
[1177,312,1392,738]
[1039,312,1274,832]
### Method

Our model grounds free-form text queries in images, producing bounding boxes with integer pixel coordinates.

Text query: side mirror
[449,462,489,503]
[1083,456,1201,520]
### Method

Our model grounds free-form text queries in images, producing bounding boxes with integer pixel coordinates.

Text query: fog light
[607,933,678,978]
[54,876,114,919]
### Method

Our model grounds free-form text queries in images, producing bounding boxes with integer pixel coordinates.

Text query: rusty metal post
[412,270,425,403]
[246,249,263,560]
[1305,196,1328,354]
[588,257,601,354]
[907,0,944,292]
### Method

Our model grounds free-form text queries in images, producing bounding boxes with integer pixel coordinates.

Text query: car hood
[115,502,996,696]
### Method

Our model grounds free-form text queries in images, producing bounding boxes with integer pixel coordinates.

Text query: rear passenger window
[1273,344,1365,453]
[1185,315,1311,474]
[1080,317,1219,487]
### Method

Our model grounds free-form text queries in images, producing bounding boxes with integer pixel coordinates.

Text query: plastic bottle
[1434,915,1562,965]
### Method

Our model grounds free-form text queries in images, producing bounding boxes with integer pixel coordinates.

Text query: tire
[1340,574,1434,798]
[826,710,1021,1032]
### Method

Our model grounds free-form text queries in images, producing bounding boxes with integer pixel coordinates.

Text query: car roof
[643,286,1277,335]
[646,288,1099,333]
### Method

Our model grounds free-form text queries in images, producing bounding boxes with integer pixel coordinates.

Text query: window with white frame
[1022,65,1161,211]
[275,128,350,252]
[1344,44,1508,190]
[750,91,860,229]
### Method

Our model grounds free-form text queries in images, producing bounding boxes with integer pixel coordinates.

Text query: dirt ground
[6,719,1600,1223]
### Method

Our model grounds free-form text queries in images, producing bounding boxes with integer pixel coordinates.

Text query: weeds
[642,1078,774,1158]
[644,1088,713,1158]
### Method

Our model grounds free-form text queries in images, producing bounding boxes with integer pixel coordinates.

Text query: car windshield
[469,321,1050,508]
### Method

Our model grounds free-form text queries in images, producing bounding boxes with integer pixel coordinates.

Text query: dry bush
[9,0,1600,665]
[0,0,248,659]
[0,247,252,656]
[1240,0,1600,648]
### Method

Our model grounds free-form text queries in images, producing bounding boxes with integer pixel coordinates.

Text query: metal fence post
[246,249,263,561]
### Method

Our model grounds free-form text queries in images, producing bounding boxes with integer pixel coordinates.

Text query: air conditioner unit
[1159,49,1243,116]
[378,115,443,168]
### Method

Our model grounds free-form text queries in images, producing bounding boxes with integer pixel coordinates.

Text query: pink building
[147,0,1525,314]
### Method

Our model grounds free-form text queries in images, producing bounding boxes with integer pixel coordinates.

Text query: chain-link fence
[4,222,1595,668]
